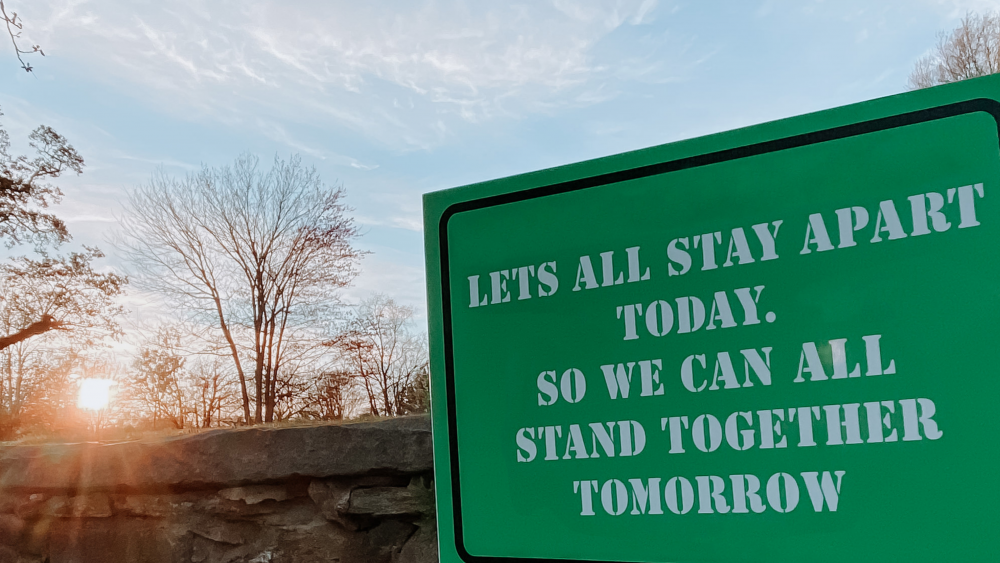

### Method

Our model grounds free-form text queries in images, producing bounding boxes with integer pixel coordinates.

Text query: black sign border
[437,98,1000,563]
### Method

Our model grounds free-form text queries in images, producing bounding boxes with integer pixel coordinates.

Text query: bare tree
[128,326,188,429]
[119,325,242,431]
[10,352,122,439]
[397,365,430,415]
[117,154,363,424]
[263,337,337,422]
[0,248,125,342]
[0,249,125,434]
[0,110,97,352]
[301,369,360,421]
[189,358,238,428]
[0,107,125,437]
[330,294,428,418]
[1,1,43,72]
[909,12,1000,89]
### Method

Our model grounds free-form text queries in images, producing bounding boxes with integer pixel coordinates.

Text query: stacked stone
[0,416,436,563]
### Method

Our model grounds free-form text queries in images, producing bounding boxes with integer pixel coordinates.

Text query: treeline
[0,115,427,440]
[115,293,428,432]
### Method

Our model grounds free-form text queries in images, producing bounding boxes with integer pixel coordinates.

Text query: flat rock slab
[0,416,431,492]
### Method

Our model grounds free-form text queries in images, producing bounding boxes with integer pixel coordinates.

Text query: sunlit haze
[77,379,114,411]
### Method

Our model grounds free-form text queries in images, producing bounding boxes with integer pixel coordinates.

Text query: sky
[0,0,996,328]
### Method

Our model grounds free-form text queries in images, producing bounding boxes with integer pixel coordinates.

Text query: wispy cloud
[60,214,117,223]
[107,150,199,171]
[20,0,696,151]
[340,255,427,320]
[927,0,1000,19]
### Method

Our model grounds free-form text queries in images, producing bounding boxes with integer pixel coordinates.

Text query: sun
[77,379,114,411]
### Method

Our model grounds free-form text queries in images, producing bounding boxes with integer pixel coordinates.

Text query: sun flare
[77,379,114,411]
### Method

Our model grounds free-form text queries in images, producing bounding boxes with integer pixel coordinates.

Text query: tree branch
[1,1,43,73]
[0,314,62,351]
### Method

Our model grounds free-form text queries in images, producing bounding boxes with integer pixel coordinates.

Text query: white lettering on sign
[665,221,784,276]
[615,286,770,341]
[467,261,558,307]
[800,184,985,254]
[793,334,895,382]
[572,471,844,516]
[572,246,651,291]
[652,397,943,456]
[459,182,987,523]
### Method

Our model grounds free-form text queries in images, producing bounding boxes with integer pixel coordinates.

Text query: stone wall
[0,416,437,563]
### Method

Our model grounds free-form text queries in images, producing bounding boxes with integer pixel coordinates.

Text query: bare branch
[909,11,1000,89]
[327,294,428,417]
[117,153,364,424]
[1,1,44,73]
[0,314,62,351]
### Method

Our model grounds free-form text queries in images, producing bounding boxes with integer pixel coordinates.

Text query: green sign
[423,75,1000,563]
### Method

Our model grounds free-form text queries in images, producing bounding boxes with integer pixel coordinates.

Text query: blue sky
[0,0,994,325]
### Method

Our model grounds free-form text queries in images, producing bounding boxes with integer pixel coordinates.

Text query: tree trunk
[381,371,393,417]
[211,292,251,425]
